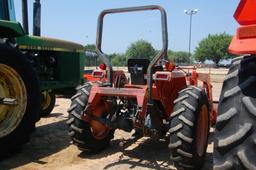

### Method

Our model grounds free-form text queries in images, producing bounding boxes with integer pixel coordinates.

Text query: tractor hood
[0,20,25,38]
[16,35,84,53]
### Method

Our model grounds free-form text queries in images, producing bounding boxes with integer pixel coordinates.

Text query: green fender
[0,20,25,38]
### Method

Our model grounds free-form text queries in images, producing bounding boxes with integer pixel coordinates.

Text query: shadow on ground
[79,129,214,170]
[0,114,214,170]
[0,117,70,169]
[107,139,174,170]
[79,136,174,170]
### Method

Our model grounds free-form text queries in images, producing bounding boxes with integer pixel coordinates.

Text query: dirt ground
[0,74,225,170]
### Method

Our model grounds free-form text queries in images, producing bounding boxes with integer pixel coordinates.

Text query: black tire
[169,86,210,170]
[0,39,40,157]
[66,82,114,152]
[214,56,256,170]
[40,91,56,117]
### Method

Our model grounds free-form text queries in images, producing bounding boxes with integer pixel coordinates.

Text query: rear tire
[214,56,256,170]
[169,86,210,170]
[66,82,114,152]
[0,39,40,158]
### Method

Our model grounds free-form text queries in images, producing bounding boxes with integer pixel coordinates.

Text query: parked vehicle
[67,6,216,169]
[0,0,85,156]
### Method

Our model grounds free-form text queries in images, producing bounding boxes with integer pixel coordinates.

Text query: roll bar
[96,5,168,105]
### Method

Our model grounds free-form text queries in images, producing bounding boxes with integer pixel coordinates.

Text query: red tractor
[214,0,256,169]
[67,6,216,169]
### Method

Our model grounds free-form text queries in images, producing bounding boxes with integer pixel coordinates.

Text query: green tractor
[0,0,85,155]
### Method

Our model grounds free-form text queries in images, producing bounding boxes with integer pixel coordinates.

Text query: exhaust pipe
[33,0,41,36]
[22,0,29,34]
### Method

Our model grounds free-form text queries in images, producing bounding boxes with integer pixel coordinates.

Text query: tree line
[85,32,233,67]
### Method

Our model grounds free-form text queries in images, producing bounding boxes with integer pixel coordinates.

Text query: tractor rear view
[67,6,216,169]
[214,0,256,169]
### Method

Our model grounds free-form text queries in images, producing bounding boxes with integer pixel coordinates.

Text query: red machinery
[67,5,216,170]
[229,0,256,55]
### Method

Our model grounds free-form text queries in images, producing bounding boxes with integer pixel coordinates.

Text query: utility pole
[184,9,198,64]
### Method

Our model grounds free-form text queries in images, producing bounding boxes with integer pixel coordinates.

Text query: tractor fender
[0,20,25,38]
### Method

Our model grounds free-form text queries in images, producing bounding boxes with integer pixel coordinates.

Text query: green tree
[126,40,156,60]
[110,53,127,66]
[84,44,96,51]
[168,50,190,64]
[84,44,97,66]
[194,33,233,65]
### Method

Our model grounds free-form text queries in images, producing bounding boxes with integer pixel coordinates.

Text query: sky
[14,0,240,54]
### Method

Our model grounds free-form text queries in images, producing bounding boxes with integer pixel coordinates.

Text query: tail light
[92,70,105,78]
[99,63,107,70]
[153,72,171,81]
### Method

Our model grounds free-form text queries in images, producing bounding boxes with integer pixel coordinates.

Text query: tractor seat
[128,58,150,85]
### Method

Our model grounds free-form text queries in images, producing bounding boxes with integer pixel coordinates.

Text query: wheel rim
[89,105,111,140]
[0,64,27,138]
[90,115,110,140]
[41,92,51,110]
[196,104,209,157]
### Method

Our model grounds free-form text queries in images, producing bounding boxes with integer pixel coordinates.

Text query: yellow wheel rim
[41,92,51,110]
[0,64,27,138]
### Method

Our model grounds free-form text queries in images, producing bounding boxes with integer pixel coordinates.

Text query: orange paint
[229,0,256,54]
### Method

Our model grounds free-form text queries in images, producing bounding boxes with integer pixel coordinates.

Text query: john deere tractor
[0,0,85,155]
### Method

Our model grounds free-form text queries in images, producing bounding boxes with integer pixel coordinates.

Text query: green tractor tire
[0,39,40,157]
